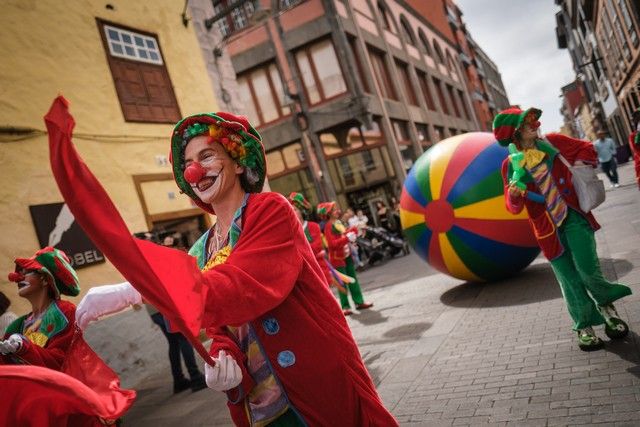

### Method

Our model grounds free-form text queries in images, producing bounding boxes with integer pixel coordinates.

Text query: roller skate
[598,304,629,339]
[577,327,604,351]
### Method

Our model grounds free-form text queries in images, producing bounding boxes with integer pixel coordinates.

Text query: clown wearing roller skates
[494,107,632,351]
[317,201,373,316]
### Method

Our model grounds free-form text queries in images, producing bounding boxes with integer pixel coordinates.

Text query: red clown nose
[183,162,206,184]
[8,272,24,282]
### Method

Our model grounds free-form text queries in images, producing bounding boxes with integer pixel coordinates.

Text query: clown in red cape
[494,107,631,351]
[287,192,353,295]
[49,97,397,426]
[629,108,640,190]
[317,201,373,316]
[0,247,135,426]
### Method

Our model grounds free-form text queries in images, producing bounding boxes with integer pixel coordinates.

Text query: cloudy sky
[456,0,575,133]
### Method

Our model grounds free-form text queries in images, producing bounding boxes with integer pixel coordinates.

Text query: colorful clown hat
[288,192,311,212]
[10,247,80,297]
[492,107,541,146]
[170,112,266,213]
[316,202,336,219]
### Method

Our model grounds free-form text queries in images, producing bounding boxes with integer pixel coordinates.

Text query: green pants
[550,209,632,330]
[337,257,365,309]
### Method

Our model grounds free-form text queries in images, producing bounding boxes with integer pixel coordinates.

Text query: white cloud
[456,0,576,133]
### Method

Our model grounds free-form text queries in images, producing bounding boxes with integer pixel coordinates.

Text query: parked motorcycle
[356,226,409,266]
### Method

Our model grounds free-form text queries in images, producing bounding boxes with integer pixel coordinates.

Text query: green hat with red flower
[492,107,542,146]
[9,247,80,298]
[170,112,266,214]
[288,192,311,212]
[316,201,336,219]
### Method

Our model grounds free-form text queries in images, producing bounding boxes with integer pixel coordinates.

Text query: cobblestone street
[124,164,640,426]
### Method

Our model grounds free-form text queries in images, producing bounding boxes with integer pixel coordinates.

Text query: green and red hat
[492,107,542,146]
[170,112,266,214]
[316,202,336,219]
[288,192,311,212]
[9,247,80,298]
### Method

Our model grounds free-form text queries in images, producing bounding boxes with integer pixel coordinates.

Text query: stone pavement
[123,163,640,426]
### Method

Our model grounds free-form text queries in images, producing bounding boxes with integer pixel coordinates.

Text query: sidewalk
[124,163,640,426]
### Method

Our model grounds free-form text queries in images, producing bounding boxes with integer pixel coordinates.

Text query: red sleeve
[14,301,76,370]
[323,221,348,250]
[501,159,524,214]
[206,326,256,402]
[307,222,332,286]
[630,132,639,155]
[546,133,597,166]
[200,193,304,328]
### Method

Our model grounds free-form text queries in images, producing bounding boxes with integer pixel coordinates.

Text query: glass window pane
[311,41,346,98]
[269,64,290,115]
[107,29,119,41]
[122,33,132,44]
[146,39,156,49]
[251,69,279,123]
[111,42,123,54]
[320,132,342,156]
[296,51,321,104]
[138,49,148,58]
[125,45,135,56]
[266,150,286,175]
[134,36,145,47]
[149,51,159,61]
[268,172,301,195]
[347,127,364,149]
[283,143,304,168]
[237,78,261,125]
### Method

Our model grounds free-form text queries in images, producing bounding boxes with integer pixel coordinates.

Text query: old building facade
[0,0,218,313]
[555,0,639,158]
[199,0,488,222]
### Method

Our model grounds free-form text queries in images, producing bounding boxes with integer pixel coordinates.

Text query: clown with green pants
[494,107,632,351]
[317,202,373,316]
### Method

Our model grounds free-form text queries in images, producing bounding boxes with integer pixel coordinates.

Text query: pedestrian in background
[146,302,207,394]
[375,201,390,231]
[593,129,619,188]
[629,109,640,190]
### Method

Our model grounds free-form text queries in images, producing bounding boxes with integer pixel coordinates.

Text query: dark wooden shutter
[98,20,181,124]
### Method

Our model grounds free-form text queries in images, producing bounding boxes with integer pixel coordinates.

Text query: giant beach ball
[400,132,540,282]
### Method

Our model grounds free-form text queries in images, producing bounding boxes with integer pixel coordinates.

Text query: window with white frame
[104,25,163,65]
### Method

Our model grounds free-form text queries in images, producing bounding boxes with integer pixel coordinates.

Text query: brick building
[192,0,498,223]
[555,0,640,158]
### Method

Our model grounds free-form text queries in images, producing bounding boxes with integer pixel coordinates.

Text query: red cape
[44,96,212,364]
[0,329,135,426]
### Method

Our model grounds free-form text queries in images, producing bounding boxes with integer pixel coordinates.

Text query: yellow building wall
[0,0,218,313]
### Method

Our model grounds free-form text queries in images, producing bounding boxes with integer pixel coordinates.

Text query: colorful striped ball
[400,132,540,282]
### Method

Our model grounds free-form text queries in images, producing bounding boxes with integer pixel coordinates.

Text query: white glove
[76,282,142,330]
[0,334,24,355]
[204,350,242,392]
[346,231,357,242]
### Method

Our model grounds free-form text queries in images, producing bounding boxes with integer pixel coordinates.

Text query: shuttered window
[98,20,180,123]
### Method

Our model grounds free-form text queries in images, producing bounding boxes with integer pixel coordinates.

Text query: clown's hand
[346,231,357,243]
[76,282,142,330]
[204,350,242,392]
[0,334,24,355]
